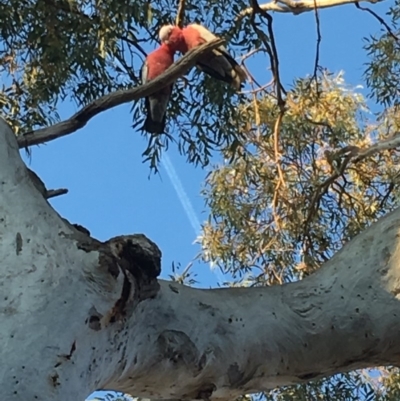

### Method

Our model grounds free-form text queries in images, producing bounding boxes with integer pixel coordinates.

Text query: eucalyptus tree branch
[239,0,384,17]
[175,0,186,27]
[2,117,400,401]
[114,51,141,84]
[355,2,398,40]
[353,134,400,162]
[249,0,286,102]
[17,39,224,149]
[303,134,400,230]
[310,0,322,85]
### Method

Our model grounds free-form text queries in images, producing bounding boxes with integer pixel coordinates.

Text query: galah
[141,27,179,133]
[159,24,247,90]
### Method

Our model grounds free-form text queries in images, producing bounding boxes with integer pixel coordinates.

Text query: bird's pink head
[159,25,186,53]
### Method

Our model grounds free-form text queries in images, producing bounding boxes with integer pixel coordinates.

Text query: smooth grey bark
[1,116,400,401]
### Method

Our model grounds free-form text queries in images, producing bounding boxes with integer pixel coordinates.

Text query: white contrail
[161,152,225,284]
[161,152,201,235]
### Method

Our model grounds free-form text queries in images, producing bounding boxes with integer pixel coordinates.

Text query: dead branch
[17,39,224,149]
[45,188,69,199]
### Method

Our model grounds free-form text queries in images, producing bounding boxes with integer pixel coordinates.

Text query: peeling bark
[1,117,400,401]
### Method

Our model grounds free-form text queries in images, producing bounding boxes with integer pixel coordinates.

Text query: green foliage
[200,71,400,283]
[0,0,142,132]
[0,0,251,167]
[364,0,400,106]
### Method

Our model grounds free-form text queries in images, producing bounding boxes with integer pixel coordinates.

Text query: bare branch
[353,134,400,162]
[118,34,148,58]
[355,2,399,41]
[114,51,140,85]
[272,109,286,228]
[17,39,224,149]
[311,0,322,83]
[264,11,286,104]
[45,188,69,199]
[249,1,286,103]
[175,0,186,27]
[239,48,271,92]
[239,0,384,18]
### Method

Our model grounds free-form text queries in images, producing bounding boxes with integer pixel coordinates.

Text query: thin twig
[355,2,399,41]
[272,109,286,228]
[114,52,140,84]
[264,13,286,103]
[46,188,69,199]
[250,0,286,105]
[273,111,285,187]
[17,39,224,149]
[240,47,267,62]
[175,0,186,27]
[240,79,274,95]
[240,51,273,94]
[311,0,322,90]
[378,182,395,209]
[118,34,148,58]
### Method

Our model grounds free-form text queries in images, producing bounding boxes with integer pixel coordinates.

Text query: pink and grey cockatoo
[141,27,181,133]
[159,24,247,90]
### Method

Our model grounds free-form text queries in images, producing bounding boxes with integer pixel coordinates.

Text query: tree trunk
[1,117,400,401]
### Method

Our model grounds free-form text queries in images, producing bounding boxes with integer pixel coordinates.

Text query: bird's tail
[232,64,248,90]
[223,53,247,90]
[143,115,166,134]
[199,50,248,90]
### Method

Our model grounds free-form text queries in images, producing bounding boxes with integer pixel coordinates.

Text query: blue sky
[19,2,390,398]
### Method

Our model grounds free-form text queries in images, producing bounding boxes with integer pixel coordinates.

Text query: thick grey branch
[239,0,384,17]
[353,134,400,162]
[325,133,400,171]
[304,134,400,229]
[17,39,224,149]
[2,116,400,401]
